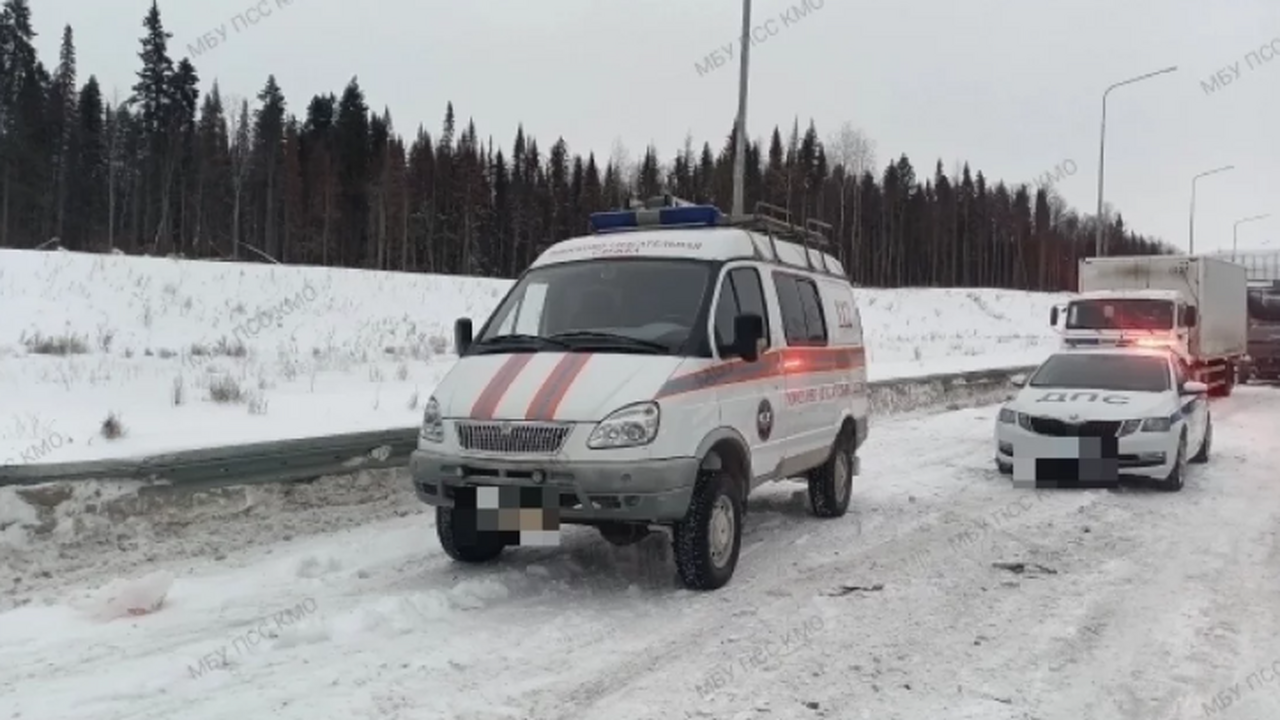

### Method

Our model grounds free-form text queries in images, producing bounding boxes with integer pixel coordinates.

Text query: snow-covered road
[4,387,1280,720]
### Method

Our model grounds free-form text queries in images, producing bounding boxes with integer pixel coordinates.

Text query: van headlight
[587,402,660,449]
[421,396,444,443]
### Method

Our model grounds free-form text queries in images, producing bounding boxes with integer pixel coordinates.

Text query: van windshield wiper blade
[470,334,570,353]
[547,331,670,353]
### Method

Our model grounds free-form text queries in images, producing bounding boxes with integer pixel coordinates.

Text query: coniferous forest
[0,0,1173,290]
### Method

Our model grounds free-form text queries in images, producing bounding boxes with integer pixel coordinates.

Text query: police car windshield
[476,259,712,352]
[1065,299,1174,330]
[1029,353,1170,393]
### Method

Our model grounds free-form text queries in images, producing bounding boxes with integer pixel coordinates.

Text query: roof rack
[723,201,841,276]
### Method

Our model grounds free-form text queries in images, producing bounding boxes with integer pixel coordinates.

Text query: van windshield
[474,259,713,354]
[1065,299,1175,330]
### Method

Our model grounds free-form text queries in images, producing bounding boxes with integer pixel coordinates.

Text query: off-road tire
[807,429,855,518]
[436,505,505,563]
[672,469,743,591]
[1159,432,1188,492]
[1190,415,1212,464]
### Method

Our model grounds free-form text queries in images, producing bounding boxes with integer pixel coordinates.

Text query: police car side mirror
[733,313,765,363]
[1049,306,1059,326]
[1181,380,1208,395]
[1009,373,1027,387]
[454,317,474,356]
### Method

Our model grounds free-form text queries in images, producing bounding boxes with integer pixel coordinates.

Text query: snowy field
[2,387,1279,720]
[0,249,1068,465]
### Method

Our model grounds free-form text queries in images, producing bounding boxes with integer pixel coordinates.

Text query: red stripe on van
[525,354,593,420]
[470,354,535,419]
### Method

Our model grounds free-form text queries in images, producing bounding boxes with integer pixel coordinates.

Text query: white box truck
[1049,255,1248,396]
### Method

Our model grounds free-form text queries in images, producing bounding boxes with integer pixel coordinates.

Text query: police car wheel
[1158,433,1187,492]
[673,469,743,591]
[436,506,506,563]
[1190,416,1212,464]
[807,429,855,518]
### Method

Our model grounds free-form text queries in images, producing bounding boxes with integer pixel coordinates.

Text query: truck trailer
[1050,255,1248,396]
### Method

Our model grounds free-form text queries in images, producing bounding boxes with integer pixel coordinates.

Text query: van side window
[773,273,828,346]
[713,267,770,356]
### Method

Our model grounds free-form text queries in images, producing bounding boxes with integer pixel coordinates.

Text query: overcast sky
[31,0,1280,255]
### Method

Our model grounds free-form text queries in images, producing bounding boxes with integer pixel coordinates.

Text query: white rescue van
[409,199,870,590]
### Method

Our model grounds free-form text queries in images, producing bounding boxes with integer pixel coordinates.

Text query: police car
[410,198,870,590]
[994,347,1212,491]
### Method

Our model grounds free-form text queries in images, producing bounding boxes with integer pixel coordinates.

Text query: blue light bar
[589,205,723,233]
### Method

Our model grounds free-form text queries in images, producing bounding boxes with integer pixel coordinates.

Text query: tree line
[0,0,1173,290]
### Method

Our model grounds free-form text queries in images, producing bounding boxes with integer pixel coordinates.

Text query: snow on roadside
[6,390,1278,720]
[0,248,1068,465]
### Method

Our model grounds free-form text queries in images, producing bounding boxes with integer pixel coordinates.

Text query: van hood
[1011,386,1172,421]
[433,352,687,422]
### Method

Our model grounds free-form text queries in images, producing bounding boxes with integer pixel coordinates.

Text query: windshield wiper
[470,334,570,353]
[547,331,670,353]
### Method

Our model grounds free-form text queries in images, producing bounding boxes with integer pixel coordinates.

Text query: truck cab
[1051,289,1196,357]
[1242,281,1280,382]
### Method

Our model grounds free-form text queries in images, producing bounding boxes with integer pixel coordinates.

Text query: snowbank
[0,249,1069,464]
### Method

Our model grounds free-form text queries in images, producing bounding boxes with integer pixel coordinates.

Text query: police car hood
[1011,386,1172,421]
[433,352,686,422]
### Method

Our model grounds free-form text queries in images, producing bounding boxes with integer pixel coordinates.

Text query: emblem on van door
[757,399,774,441]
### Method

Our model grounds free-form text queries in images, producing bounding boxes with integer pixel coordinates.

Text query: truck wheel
[436,506,505,563]
[1190,416,1212,464]
[1221,362,1236,397]
[1158,433,1187,492]
[672,469,743,591]
[806,428,855,518]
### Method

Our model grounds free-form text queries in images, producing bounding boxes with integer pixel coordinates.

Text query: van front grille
[455,421,571,454]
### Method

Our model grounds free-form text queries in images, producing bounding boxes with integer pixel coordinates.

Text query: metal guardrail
[0,364,1039,491]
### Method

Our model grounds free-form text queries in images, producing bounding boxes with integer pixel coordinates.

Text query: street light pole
[1189,165,1235,254]
[1094,65,1178,257]
[731,0,752,218]
[1233,213,1272,257]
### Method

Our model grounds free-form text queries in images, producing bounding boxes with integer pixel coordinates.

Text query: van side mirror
[1009,373,1028,387]
[733,313,765,363]
[1183,306,1198,327]
[1049,306,1059,326]
[454,317,474,356]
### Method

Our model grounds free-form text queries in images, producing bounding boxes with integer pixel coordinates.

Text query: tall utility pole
[1093,65,1178,257]
[731,0,752,218]
[1188,165,1235,254]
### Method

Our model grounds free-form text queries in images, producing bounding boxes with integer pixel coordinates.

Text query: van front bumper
[409,449,699,523]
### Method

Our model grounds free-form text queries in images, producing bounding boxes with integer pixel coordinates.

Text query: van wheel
[436,506,505,563]
[807,429,855,518]
[672,469,743,591]
[1158,433,1187,492]
[1190,416,1212,464]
